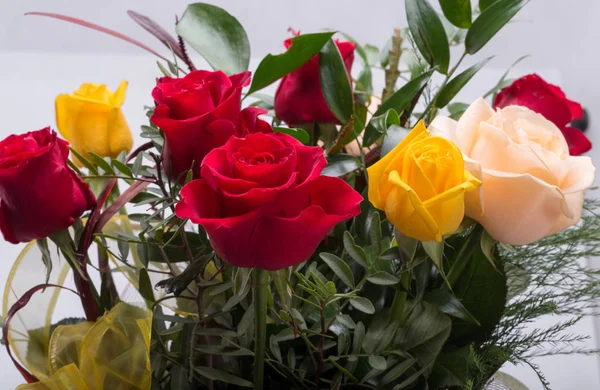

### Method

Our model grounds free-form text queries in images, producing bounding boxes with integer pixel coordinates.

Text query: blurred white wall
[0,1,599,389]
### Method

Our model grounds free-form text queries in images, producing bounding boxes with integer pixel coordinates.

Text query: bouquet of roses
[3,1,599,389]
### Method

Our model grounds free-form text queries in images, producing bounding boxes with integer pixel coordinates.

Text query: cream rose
[429,98,595,245]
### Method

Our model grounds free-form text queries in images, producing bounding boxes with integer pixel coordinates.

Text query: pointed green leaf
[248,32,335,94]
[439,0,472,28]
[139,268,155,308]
[435,57,493,108]
[176,3,250,75]
[349,297,375,314]
[193,366,253,387]
[320,253,355,288]
[379,358,417,386]
[112,159,133,177]
[368,355,387,370]
[406,0,450,73]
[343,231,369,268]
[480,0,499,11]
[367,271,400,286]
[88,152,114,175]
[466,0,530,54]
[369,211,383,254]
[428,346,470,389]
[424,290,480,325]
[319,39,354,124]
[322,154,361,177]
[272,127,310,144]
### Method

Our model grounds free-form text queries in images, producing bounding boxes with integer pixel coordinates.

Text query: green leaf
[424,290,480,325]
[367,272,400,286]
[446,234,507,344]
[343,231,369,268]
[379,358,417,386]
[349,296,375,314]
[176,3,250,75]
[465,0,529,54]
[138,268,155,308]
[394,230,418,261]
[406,0,450,73]
[319,39,354,124]
[321,154,361,177]
[435,57,493,108]
[156,60,171,77]
[272,126,310,145]
[353,322,366,353]
[439,0,472,28]
[69,147,98,174]
[193,366,253,387]
[422,240,444,271]
[170,366,191,390]
[112,159,133,177]
[480,0,499,11]
[155,257,209,296]
[320,253,355,288]
[428,346,471,389]
[480,229,499,269]
[248,32,335,95]
[369,211,383,254]
[363,109,400,147]
[88,153,114,175]
[394,301,451,368]
[363,69,434,146]
[364,44,380,65]
[368,355,387,370]
[447,102,470,119]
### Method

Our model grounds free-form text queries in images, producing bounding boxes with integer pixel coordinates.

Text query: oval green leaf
[406,0,450,74]
[465,0,529,54]
[321,154,361,177]
[248,32,335,95]
[272,126,310,144]
[176,3,250,75]
[320,253,355,288]
[439,0,472,28]
[435,57,493,108]
[319,39,354,124]
[349,296,375,314]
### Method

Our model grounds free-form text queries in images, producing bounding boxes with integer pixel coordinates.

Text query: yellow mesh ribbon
[16,302,152,390]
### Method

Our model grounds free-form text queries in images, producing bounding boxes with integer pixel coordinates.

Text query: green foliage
[176,3,250,75]
[406,0,450,73]
[319,39,354,124]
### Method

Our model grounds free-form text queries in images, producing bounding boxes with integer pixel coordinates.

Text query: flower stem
[389,271,410,326]
[253,268,269,388]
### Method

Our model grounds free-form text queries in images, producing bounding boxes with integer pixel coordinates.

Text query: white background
[1,0,600,389]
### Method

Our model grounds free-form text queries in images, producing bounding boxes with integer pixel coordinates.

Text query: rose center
[234,149,289,166]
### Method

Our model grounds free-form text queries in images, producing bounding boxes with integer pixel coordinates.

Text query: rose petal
[561,126,592,156]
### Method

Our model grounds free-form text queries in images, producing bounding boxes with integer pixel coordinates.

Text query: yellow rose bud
[56,81,133,165]
[367,121,481,242]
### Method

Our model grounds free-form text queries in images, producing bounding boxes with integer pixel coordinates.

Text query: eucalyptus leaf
[176,3,250,75]
[465,0,530,54]
[367,272,400,286]
[343,231,369,268]
[406,0,450,73]
[368,355,387,370]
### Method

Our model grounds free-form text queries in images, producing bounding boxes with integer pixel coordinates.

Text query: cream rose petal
[477,169,569,245]
[455,97,495,155]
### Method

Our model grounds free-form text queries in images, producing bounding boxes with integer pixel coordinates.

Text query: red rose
[151,70,271,179]
[274,39,356,126]
[494,74,591,155]
[0,127,96,244]
[175,132,362,270]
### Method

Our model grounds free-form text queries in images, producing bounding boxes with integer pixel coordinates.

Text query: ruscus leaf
[406,0,450,73]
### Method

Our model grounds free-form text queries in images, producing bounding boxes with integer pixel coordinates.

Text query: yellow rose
[367,121,481,242]
[429,98,596,245]
[56,81,133,165]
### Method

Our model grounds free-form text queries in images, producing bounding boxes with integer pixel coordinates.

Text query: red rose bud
[494,74,591,155]
[274,39,356,126]
[151,70,272,180]
[175,132,362,270]
[0,127,96,244]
